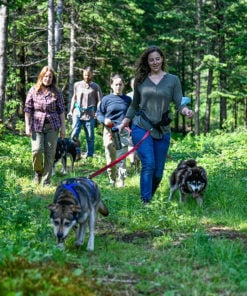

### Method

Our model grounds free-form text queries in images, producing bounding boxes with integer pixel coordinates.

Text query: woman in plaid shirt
[25,66,66,186]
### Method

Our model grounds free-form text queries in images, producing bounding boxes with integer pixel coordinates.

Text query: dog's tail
[98,200,109,216]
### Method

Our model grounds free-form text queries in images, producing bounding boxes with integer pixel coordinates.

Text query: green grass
[0,128,247,295]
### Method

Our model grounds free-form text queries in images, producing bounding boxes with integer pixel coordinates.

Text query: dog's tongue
[193,192,199,198]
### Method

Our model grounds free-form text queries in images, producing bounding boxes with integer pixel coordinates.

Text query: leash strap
[89,130,151,179]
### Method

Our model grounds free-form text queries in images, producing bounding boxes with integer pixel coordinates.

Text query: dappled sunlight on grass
[0,129,247,295]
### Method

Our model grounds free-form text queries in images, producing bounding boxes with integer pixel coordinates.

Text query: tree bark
[204,68,213,134]
[55,0,63,54]
[0,1,8,124]
[68,4,76,112]
[194,0,202,136]
[217,0,227,129]
[48,0,55,68]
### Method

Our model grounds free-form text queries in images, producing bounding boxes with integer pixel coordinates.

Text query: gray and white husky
[168,159,207,206]
[47,177,109,250]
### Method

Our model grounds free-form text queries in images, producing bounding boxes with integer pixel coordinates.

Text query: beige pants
[103,127,129,182]
[31,123,58,184]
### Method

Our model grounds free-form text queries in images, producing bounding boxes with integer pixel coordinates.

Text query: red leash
[89,130,150,179]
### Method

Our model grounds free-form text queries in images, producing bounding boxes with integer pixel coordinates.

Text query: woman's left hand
[182,107,193,118]
[60,127,66,139]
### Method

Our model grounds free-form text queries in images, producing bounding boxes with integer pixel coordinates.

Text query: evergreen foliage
[1,0,246,132]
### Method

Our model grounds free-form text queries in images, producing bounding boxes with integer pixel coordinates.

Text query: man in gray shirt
[68,66,102,159]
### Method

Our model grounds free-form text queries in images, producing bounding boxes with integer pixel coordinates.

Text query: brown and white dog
[47,177,109,251]
[168,159,207,206]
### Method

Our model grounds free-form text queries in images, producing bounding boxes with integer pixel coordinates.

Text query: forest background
[0,1,247,295]
[0,0,247,135]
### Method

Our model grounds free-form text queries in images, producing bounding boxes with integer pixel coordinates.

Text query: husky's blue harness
[62,178,96,205]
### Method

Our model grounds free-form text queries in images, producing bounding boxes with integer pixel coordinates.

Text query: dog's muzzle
[192,191,199,198]
[57,232,66,243]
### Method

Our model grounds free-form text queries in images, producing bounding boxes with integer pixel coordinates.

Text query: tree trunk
[0,1,8,124]
[244,98,247,129]
[48,0,55,68]
[68,4,76,112]
[55,0,63,54]
[194,0,202,136]
[217,0,227,129]
[18,46,27,118]
[204,68,213,134]
[233,99,238,129]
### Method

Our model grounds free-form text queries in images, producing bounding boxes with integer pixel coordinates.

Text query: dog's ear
[47,204,57,211]
[198,167,207,179]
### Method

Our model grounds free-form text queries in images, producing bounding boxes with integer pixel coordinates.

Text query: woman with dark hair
[25,66,66,186]
[119,46,193,203]
[97,74,132,188]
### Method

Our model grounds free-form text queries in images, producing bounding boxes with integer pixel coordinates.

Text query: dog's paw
[75,240,84,247]
[196,197,203,207]
[86,245,94,251]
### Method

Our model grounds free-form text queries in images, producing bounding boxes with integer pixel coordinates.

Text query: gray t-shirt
[72,80,102,120]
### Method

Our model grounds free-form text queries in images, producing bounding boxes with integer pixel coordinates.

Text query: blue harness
[62,178,96,205]
[74,102,96,117]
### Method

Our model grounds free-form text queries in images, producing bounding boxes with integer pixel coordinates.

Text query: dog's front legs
[52,163,56,176]
[196,196,203,207]
[75,222,87,246]
[179,191,186,203]
[61,156,67,175]
[168,185,177,201]
[86,209,96,251]
[69,154,74,172]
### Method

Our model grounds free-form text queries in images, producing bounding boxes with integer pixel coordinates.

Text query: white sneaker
[117,179,124,188]
[109,179,115,187]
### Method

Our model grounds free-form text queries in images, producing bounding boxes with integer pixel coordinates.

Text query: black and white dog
[168,159,207,206]
[52,137,81,175]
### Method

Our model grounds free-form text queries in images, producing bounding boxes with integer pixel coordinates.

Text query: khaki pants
[103,127,129,182]
[31,123,58,185]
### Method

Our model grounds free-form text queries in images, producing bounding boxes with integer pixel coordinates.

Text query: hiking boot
[109,179,116,187]
[117,179,124,188]
[33,172,42,184]
[42,180,51,187]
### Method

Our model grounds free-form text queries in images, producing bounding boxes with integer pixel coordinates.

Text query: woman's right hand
[25,126,31,136]
[104,118,113,127]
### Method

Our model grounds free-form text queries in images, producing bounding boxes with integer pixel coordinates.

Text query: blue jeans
[71,116,95,157]
[131,124,170,202]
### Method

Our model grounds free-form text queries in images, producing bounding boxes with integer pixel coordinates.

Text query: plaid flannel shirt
[25,86,65,132]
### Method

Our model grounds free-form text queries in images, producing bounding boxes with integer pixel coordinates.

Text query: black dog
[168,159,207,206]
[52,137,81,175]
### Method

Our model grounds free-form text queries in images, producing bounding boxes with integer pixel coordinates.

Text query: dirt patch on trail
[208,226,247,248]
[98,221,247,248]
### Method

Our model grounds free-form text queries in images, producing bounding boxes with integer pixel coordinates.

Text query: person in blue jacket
[97,74,132,188]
